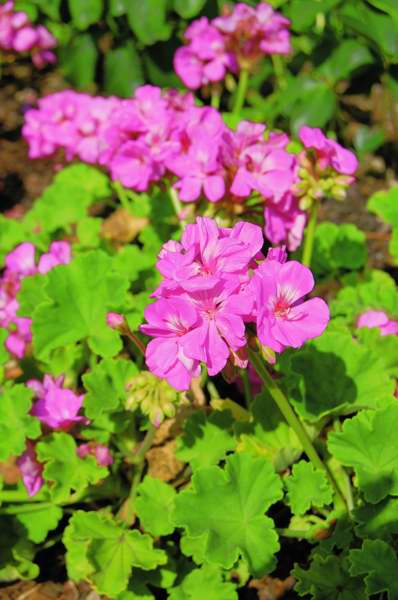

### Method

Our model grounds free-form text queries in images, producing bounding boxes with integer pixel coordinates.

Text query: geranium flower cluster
[140,217,330,390]
[23,87,357,250]
[0,241,71,359]
[174,2,291,89]
[17,374,112,496]
[0,1,56,68]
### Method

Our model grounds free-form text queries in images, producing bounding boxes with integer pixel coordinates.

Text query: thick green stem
[302,202,319,267]
[248,349,346,508]
[117,424,157,525]
[233,68,249,115]
[240,368,253,408]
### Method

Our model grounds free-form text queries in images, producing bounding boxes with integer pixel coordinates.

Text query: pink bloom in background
[17,441,44,497]
[77,443,113,467]
[142,218,329,390]
[356,310,398,336]
[252,259,329,352]
[0,1,56,68]
[175,3,290,89]
[28,374,88,430]
[22,84,357,252]
[0,241,72,360]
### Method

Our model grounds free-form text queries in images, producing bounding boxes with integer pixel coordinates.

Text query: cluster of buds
[294,126,358,210]
[125,371,183,427]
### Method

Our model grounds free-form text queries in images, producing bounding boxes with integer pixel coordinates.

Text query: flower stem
[248,348,346,508]
[302,201,319,267]
[117,424,157,525]
[233,68,249,115]
[240,368,253,408]
[168,186,186,228]
[113,180,131,212]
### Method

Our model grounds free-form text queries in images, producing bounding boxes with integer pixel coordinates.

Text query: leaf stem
[248,348,346,508]
[233,68,249,115]
[302,201,319,267]
[116,424,157,525]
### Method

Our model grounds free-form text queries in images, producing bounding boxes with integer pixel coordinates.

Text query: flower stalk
[233,68,249,115]
[248,347,346,509]
[302,201,319,267]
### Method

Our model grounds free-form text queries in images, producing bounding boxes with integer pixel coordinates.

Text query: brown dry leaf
[146,440,184,482]
[248,575,295,600]
[101,209,148,243]
[0,456,20,485]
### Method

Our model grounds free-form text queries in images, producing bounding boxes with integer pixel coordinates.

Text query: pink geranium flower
[253,259,329,352]
[357,310,398,336]
[77,443,113,467]
[141,297,201,391]
[17,441,44,497]
[28,374,88,430]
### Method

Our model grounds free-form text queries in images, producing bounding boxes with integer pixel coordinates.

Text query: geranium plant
[1,3,398,599]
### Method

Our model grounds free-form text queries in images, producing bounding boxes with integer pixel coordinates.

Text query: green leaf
[174,453,283,576]
[83,358,138,420]
[76,217,102,248]
[236,394,302,471]
[356,327,398,379]
[68,0,102,29]
[33,0,61,19]
[64,510,167,598]
[290,81,336,134]
[104,41,144,97]
[0,216,28,263]
[180,532,207,565]
[353,126,385,158]
[173,0,206,19]
[176,410,236,470]
[312,222,367,278]
[135,477,176,537]
[31,251,128,359]
[328,404,398,503]
[285,462,333,516]
[109,0,127,16]
[17,274,48,318]
[294,553,366,599]
[169,565,238,600]
[354,497,398,539]
[24,164,110,234]
[112,245,155,282]
[317,40,373,84]
[13,2,38,20]
[16,505,63,543]
[349,540,398,598]
[368,187,398,227]
[0,384,40,461]
[331,270,398,322]
[126,0,172,45]
[339,1,398,62]
[286,0,323,32]
[0,517,39,582]
[280,328,395,422]
[60,33,97,88]
[37,433,108,502]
